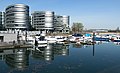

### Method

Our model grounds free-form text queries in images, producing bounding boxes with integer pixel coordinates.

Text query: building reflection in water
[72,43,82,48]
[5,48,30,70]
[32,44,69,61]
[53,44,69,56]
[32,45,54,61]
[0,43,69,71]
[72,43,96,56]
[0,49,14,61]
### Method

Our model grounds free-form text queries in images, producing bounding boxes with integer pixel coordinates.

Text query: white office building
[5,4,30,31]
[54,15,70,33]
[0,12,5,30]
[32,11,54,32]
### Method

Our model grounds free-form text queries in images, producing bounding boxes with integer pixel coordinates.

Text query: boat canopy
[85,33,91,37]
[72,33,83,37]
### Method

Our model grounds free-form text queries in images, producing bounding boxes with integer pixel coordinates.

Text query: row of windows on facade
[5,18,63,23]
[33,21,45,23]
[6,21,65,26]
[33,18,63,21]
[5,13,29,16]
[6,6,29,11]
[5,17,28,20]
[33,18,45,20]
[32,12,51,15]
[33,24,47,25]
[5,11,29,15]
[6,24,26,27]
[32,16,53,18]
[32,15,45,17]
[4,18,63,23]
[34,26,51,28]
[33,24,63,27]
[6,8,28,12]
[6,21,28,23]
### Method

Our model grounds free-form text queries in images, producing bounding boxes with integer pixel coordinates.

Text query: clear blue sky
[0,0,120,30]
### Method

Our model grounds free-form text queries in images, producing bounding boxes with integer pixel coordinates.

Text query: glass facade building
[0,12,5,30]
[0,12,2,30]
[54,15,70,33]
[32,11,54,31]
[5,4,29,31]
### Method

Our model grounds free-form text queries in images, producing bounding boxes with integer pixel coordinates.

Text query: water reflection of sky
[0,42,120,73]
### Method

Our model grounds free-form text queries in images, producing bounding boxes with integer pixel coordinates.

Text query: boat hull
[94,37,109,41]
[113,40,120,42]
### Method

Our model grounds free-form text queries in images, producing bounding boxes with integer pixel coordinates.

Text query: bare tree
[71,22,84,33]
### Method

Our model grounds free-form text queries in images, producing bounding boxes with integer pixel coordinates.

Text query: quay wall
[0,31,42,42]
[0,31,40,35]
[0,31,119,43]
[0,33,17,42]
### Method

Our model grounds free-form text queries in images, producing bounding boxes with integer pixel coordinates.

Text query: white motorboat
[69,36,83,43]
[45,36,57,43]
[56,36,67,43]
[35,35,48,47]
[111,35,120,42]
[27,36,35,45]
[22,36,35,45]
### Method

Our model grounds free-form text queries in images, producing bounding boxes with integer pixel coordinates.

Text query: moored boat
[45,36,57,44]
[111,35,120,42]
[69,33,83,43]
[93,35,109,41]
[35,34,48,47]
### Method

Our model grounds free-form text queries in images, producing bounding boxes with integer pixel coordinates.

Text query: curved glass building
[32,11,54,31]
[0,12,5,30]
[5,4,29,30]
[54,15,70,33]
[62,15,69,27]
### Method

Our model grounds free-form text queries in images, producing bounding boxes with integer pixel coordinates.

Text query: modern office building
[54,15,63,32]
[0,12,5,30]
[5,4,29,31]
[54,15,70,33]
[29,16,32,30]
[62,15,70,33]
[32,11,54,32]
[0,12,2,30]
[2,4,70,33]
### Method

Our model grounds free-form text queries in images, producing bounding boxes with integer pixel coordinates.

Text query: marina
[0,31,120,49]
[0,32,120,73]
[0,1,120,73]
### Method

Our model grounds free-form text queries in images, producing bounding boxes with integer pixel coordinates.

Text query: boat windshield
[72,34,83,37]
[39,36,45,41]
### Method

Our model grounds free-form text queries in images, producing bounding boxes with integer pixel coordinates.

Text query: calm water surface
[0,42,120,73]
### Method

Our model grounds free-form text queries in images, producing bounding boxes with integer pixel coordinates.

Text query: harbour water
[0,42,120,73]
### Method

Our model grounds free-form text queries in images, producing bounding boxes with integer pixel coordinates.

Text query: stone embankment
[0,41,33,49]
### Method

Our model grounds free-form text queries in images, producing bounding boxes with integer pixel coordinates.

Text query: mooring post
[93,32,95,42]
[25,30,27,42]
[93,44,95,56]
[17,31,20,43]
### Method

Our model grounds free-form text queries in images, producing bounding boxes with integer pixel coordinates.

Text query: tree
[71,22,84,33]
